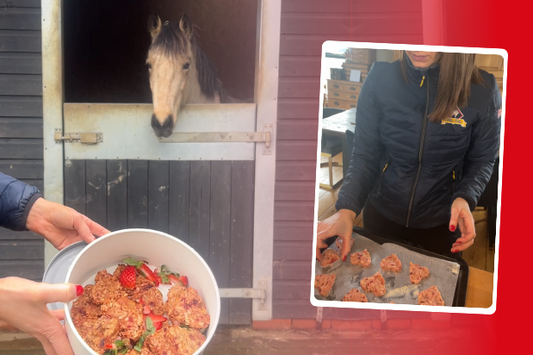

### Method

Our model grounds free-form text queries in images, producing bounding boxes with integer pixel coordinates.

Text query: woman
[317,51,501,261]
[0,172,110,355]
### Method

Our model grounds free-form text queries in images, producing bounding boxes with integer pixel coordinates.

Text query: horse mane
[149,21,223,100]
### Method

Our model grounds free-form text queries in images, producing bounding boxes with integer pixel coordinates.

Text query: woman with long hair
[317,50,501,261]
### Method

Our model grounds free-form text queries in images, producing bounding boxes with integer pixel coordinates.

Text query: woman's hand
[449,197,476,253]
[26,198,110,250]
[316,209,356,261]
[0,277,83,355]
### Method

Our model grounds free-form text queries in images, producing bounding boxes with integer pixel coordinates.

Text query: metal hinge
[54,128,103,144]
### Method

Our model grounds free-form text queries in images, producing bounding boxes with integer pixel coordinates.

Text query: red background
[325,0,526,353]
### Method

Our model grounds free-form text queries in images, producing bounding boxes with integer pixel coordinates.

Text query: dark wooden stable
[0,0,44,281]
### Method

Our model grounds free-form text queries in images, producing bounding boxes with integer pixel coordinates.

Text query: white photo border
[311,41,507,315]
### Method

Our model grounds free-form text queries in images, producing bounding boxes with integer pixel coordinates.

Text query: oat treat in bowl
[64,229,220,355]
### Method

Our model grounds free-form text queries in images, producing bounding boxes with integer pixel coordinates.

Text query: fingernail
[342,256,347,262]
[451,249,457,253]
[76,285,84,296]
[455,241,462,244]
[450,225,456,232]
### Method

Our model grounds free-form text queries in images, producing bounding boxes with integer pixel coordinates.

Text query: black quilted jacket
[335,58,501,229]
[0,172,41,231]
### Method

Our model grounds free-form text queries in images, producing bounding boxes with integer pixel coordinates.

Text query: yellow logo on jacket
[441,108,466,127]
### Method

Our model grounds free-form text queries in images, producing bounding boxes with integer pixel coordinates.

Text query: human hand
[0,277,83,355]
[26,197,110,250]
[449,197,476,253]
[316,209,356,262]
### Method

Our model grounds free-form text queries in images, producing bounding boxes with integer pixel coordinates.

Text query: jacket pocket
[376,161,390,195]
[452,169,456,194]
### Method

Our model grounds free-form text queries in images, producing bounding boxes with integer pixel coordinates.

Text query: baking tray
[316,227,469,307]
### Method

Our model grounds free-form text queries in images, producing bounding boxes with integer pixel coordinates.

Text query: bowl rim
[63,228,221,355]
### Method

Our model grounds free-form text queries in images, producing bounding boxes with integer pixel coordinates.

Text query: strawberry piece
[147,314,167,323]
[138,264,159,286]
[119,266,137,289]
[168,274,180,285]
[178,275,189,287]
[123,257,159,286]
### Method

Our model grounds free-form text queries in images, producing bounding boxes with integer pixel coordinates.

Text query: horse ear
[148,14,162,41]
[179,14,194,39]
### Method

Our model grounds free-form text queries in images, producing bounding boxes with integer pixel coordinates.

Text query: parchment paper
[315,232,461,306]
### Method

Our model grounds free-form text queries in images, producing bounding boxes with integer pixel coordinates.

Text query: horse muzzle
[151,114,174,138]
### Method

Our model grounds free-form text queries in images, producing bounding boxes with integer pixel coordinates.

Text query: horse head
[147,14,221,138]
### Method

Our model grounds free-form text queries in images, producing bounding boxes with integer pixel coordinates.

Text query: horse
[147,14,242,138]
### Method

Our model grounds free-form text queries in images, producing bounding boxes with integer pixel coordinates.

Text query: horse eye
[183,63,190,70]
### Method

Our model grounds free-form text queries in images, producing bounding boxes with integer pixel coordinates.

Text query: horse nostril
[162,115,174,131]
[151,114,161,129]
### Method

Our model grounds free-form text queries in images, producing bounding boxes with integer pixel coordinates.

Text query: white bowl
[64,228,221,355]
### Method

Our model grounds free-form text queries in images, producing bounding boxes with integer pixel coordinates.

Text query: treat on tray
[314,274,336,297]
[418,285,445,306]
[409,262,430,284]
[342,288,368,302]
[380,253,402,272]
[335,236,355,251]
[70,257,208,355]
[350,249,371,268]
[320,249,341,267]
[360,271,386,297]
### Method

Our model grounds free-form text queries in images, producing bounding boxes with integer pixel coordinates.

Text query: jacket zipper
[405,76,430,227]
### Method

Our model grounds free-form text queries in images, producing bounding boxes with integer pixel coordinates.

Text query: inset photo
[312,42,506,314]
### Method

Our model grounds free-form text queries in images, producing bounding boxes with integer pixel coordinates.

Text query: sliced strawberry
[147,313,167,323]
[168,274,180,285]
[119,266,137,289]
[178,275,188,287]
[138,264,159,286]
[153,321,164,331]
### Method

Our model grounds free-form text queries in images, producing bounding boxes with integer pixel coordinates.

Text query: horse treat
[71,257,209,355]
[342,289,368,302]
[314,274,336,298]
[360,271,386,297]
[350,249,372,268]
[418,285,445,306]
[409,262,430,284]
[380,253,402,273]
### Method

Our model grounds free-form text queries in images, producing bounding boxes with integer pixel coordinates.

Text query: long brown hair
[398,51,485,122]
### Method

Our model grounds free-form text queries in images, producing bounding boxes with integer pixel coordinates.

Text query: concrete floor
[0,325,491,355]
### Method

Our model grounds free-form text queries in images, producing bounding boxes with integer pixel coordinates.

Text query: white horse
[147,14,241,138]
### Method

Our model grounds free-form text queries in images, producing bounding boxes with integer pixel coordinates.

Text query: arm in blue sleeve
[453,74,502,210]
[335,65,384,215]
[0,172,42,231]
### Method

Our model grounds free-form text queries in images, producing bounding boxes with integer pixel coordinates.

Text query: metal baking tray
[315,227,469,307]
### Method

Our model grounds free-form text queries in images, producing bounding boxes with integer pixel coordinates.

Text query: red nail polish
[342,255,347,262]
[76,285,84,296]
[451,249,457,253]
[455,241,462,244]
[450,225,456,232]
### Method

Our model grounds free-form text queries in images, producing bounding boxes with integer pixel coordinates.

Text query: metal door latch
[54,128,103,144]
